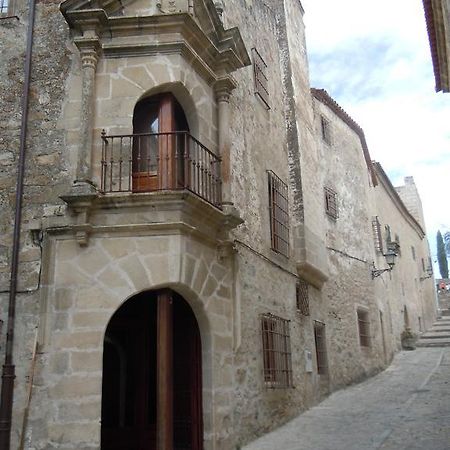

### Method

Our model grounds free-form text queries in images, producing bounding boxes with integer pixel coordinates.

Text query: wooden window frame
[252,48,270,110]
[268,170,289,257]
[261,313,293,389]
[296,280,309,316]
[357,308,371,348]
[313,322,327,375]
[324,187,338,220]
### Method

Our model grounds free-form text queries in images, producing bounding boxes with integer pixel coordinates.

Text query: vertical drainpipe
[0,0,36,445]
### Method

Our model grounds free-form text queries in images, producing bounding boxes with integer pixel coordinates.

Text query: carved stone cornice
[58,190,244,246]
[60,0,251,84]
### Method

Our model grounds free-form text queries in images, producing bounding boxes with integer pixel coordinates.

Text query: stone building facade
[0,0,436,449]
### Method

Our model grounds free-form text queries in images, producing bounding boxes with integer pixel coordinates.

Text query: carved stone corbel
[60,189,97,246]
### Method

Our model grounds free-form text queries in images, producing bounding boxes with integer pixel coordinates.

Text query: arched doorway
[132,93,189,192]
[101,289,203,450]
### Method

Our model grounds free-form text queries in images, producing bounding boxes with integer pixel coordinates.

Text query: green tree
[437,230,449,279]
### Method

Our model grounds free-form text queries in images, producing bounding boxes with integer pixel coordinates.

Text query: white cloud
[301,0,450,256]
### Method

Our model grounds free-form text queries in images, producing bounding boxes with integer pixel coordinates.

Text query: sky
[301,0,450,268]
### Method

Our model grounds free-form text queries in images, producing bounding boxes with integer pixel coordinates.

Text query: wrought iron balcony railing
[101,131,222,208]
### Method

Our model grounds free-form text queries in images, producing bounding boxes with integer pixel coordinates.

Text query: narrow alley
[243,347,450,450]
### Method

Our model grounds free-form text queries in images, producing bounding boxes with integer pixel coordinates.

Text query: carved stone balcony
[101,130,222,209]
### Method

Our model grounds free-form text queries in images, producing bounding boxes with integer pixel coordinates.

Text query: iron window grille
[357,309,371,347]
[252,48,270,110]
[324,187,338,219]
[371,216,383,253]
[320,115,331,145]
[296,280,309,316]
[261,313,293,388]
[268,170,289,257]
[313,322,327,375]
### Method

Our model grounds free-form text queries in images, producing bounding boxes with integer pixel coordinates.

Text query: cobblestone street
[243,348,450,450]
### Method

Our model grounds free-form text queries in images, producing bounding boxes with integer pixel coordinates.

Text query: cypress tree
[437,230,449,279]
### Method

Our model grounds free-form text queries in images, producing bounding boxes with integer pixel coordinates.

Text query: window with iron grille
[296,280,309,316]
[261,313,293,388]
[357,309,371,347]
[372,216,383,253]
[324,187,338,219]
[313,322,327,375]
[252,48,270,109]
[0,0,9,14]
[320,115,331,145]
[268,171,289,257]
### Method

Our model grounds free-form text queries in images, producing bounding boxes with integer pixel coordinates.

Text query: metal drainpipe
[0,0,36,445]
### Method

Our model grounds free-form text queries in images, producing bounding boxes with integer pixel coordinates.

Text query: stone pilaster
[214,77,236,207]
[74,37,101,188]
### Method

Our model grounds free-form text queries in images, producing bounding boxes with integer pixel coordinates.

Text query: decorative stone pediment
[60,0,251,83]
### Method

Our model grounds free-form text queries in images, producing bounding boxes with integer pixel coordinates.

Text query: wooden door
[132,95,176,192]
[101,290,203,450]
[101,296,157,450]
[173,295,203,450]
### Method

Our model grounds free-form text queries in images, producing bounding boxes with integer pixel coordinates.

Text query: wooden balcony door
[101,290,203,450]
[132,94,188,192]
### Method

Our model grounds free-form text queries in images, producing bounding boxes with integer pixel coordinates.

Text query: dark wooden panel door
[132,95,175,192]
[173,296,203,450]
[101,291,203,450]
[101,296,157,450]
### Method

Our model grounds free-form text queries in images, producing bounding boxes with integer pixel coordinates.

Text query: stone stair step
[420,332,450,339]
[416,338,450,347]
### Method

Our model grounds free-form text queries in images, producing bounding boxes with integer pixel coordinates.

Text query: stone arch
[136,81,200,138]
[101,283,212,449]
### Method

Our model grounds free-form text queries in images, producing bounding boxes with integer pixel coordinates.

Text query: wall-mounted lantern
[372,248,397,279]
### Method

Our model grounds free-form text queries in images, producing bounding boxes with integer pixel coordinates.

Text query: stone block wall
[0,0,438,449]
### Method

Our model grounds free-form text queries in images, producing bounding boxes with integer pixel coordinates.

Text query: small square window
[313,322,327,375]
[320,115,331,145]
[261,313,293,388]
[324,187,338,219]
[357,309,371,347]
[268,171,289,257]
[252,48,270,110]
[296,280,309,316]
